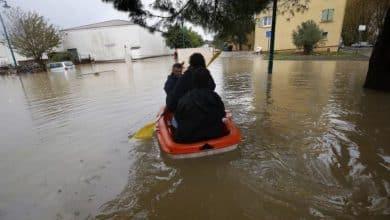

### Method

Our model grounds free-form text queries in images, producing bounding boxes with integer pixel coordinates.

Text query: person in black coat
[173,88,228,143]
[166,53,216,112]
[166,53,227,143]
[164,63,183,95]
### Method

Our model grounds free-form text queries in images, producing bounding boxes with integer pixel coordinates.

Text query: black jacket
[166,66,216,112]
[173,89,228,143]
[164,74,180,95]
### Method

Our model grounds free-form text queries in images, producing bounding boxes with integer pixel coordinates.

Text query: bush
[48,51,73,62]
[292,20,324,54]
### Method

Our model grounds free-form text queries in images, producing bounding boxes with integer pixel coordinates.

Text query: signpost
[266,30,272,51]
[358,25,366,47]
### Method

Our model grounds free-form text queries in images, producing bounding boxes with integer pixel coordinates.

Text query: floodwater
[0,56,389,219]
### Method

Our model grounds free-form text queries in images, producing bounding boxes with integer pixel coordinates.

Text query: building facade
[0,41,30,66]
[61,20,172,61]
[254,0,347,52]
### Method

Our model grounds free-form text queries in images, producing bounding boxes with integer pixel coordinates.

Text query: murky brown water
[0,56,389,219]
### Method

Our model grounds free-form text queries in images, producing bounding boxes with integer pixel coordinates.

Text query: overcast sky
[6,0,212,39]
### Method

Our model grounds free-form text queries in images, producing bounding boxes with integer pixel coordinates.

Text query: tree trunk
[303,45,312,55]
[363,8,390,91]
[35,56,46,71]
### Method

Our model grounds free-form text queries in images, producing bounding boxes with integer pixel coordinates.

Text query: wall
[62,25,171,61]
[62,25,140,61]
[0,41,31,66]
[254,0,347,52]
[138,28,172,58]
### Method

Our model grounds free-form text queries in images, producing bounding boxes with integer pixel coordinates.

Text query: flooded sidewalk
[0,56,389,219]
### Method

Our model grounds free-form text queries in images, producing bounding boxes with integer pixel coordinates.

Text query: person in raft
[166,53,228,143]
[164,62,184,95]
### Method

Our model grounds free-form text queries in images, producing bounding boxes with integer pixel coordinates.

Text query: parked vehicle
[47,61,75,72]
[351,42,373,48]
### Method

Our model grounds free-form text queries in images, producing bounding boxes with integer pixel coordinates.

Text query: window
[259,16,272,27]
[322,9,334,22]
[322,32,328,39]
[49,63,63,68]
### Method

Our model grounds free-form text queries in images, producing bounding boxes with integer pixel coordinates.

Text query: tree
[292,20,323,54]
[342,0,390,45]
[102,0,309,40]
[363,8,390,91]
[103,0,390,91]
[163,25,204,48]
[214,15,254,50]
[7,9,60,69]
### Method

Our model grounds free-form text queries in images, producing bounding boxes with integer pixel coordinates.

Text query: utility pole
[0,1,17,67]
[181,18,185,48]
[267,0,278,74]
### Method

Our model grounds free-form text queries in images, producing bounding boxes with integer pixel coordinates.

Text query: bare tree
[342,0,390,45]
[7,9,60,69]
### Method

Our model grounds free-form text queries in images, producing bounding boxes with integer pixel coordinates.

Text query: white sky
[5,0,212,39]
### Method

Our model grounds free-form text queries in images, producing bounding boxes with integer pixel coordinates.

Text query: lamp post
[267,0,277,74]
[0,0,17,67]
[181,18,185,48]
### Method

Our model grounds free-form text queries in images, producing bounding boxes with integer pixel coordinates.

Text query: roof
[62,19,134,32]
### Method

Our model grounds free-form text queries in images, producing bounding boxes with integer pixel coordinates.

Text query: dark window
[322,32,328,39]
[322,9,334,22]
[49,63,63,68]
[259,16,272,27]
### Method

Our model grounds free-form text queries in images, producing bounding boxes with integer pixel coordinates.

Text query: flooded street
[0,56,389,219]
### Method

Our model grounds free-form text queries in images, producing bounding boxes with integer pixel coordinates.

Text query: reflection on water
[0,57,389,219]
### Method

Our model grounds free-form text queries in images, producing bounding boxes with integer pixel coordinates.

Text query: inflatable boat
[156,108,241,159]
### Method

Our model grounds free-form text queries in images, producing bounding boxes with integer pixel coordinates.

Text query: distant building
[61,20,172,61]
[0,41,30,66]
[254,0,347,52]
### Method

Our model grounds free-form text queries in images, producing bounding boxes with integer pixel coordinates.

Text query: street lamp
[267,0,278,74]
[0,0,17,67]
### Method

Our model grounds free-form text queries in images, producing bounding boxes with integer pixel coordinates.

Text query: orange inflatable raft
[156,108,241,159]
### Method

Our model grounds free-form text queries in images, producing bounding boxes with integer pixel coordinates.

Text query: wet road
[0,56,389,219]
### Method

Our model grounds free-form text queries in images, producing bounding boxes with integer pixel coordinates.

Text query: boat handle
[199,143,214,150]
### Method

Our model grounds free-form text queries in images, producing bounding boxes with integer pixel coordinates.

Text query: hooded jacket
[166,66,216,112]
[164,73,180,95]
[173,89,228,143]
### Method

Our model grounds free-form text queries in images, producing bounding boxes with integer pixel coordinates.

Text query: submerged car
[47,61,75,72]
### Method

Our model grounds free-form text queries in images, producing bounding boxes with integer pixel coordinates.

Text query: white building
[0,40,29,66]
[61,20,172,61]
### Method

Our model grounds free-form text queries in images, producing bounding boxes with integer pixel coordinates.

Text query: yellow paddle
[207,51,222,67]
[131,51,222,140]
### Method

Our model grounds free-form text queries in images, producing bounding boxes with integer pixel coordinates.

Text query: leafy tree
[104,0,389,91]
[342,0,390,45]
[102,0,309,39]
[214,15,254,50]
[7,9,60,69]
[163,25,204,48]
[292,20,323,54]
[48,51,73,62]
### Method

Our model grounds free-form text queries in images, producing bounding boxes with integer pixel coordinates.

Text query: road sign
[358,25,366,31]
[266,31,272,38]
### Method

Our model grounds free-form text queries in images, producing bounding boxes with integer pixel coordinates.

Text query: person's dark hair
[189,53,206,67]
[172,63,183,68]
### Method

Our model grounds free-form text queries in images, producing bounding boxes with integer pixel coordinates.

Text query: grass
[263,50,369,60]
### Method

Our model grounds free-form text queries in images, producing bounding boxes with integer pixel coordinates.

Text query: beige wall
[254,0,347,52]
